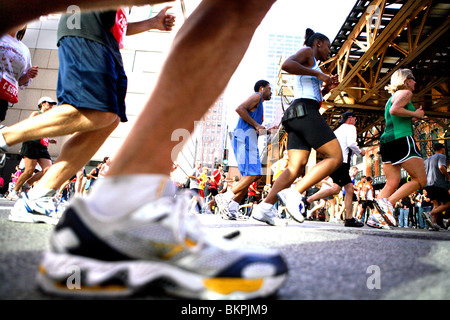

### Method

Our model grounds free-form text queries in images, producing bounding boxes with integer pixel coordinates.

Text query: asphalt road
[1,198,449,301]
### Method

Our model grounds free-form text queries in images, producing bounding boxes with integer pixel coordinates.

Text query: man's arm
[235,93,265,131]
[126,6,175,35]
[439,165,450,180]
[0,0,173,35]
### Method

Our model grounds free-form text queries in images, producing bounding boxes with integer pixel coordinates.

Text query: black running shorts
[330,162,352,187]
[20,141,51,160]
[282,99,336,151]
[380,135,422,165]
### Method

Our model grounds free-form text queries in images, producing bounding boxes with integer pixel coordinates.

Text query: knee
[76,109,120,130]
[417,176,427,189]
[96,112,120,128]
[288,164,305,178]
[331,184,341,195]
[386,177,401,190]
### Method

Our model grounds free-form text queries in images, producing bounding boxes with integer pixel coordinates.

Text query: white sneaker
[252,204,288,227]
[38,192,288,299]
[0,125,7,168]
[366,213,391,230]
[374,198,397,226]
[214,193,233,219]
[6,190,19,200]
[277,188,305,223]
[8,192,60,225]
[421,211,441,230]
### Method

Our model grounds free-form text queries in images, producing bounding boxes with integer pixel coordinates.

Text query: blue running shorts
[232,128,262,177]
[57,36,128,122]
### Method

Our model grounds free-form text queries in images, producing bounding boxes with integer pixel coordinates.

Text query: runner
[374,69,426,228]
[252,28,342,225]
[2,0,288,299]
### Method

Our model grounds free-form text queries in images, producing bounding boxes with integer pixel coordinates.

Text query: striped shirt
[293,57,323,102]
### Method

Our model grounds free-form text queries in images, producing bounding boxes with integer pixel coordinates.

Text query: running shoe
[366,213,391,230]
[0,125,8,168]
[6,190,20,200]
[37,193,288,299]
[252,204,288,227]
[374,198,397,226]
[226,200,239,220]
[8,192,60,225]
[277,188,305,223]
[214,193,233,219]
[422,211,441,231]
[344,217,364,228]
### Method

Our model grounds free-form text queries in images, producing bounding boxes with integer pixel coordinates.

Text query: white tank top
[293,57,323,102]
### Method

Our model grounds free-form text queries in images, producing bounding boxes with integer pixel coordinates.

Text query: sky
[218,0,358,126]
[144,0,357,127]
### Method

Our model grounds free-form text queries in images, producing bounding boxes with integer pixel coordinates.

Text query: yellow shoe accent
[203,278,263,294]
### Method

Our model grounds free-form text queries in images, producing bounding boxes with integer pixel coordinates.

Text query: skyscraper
[265,34,303,125]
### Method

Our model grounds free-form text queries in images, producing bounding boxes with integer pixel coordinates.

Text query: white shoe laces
[147,191,208,255]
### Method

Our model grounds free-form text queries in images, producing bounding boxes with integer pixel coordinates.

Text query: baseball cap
[38,96,57,106]
[338,112,356,125]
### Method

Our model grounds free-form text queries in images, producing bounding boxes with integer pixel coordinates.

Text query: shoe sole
[366,221,391,230]
[421,212,436,229]
[8,207,59,225]
[276,192,304,223]
[252,214,287,227]
[37,251,287,299]
[373,201,396,227]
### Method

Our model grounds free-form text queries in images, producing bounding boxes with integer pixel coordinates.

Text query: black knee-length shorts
[282,99,336,151]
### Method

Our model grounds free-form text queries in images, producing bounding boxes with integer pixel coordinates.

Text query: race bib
[110,8,128,49]
[0,72,18,104]
[40,137,49,147]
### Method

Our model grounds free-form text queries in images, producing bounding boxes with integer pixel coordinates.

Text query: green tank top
[380,93,415,144]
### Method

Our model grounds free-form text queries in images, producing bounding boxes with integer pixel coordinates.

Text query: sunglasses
[407,76,416,81]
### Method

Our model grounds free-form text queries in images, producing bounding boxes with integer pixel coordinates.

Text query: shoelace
[158,191,208,255]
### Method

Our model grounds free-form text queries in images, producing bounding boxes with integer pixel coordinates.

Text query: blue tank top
[234,93,264,132]
[293,57,323,102]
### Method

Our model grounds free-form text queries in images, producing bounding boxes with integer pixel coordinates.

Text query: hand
[154,6,176,31]
[414,105,425,119]
[267,125,278,134]
[255,124,266,134]
[328,74,339,89]
[317,72,331,85]
[360,149,366,156]
[26,66,38,79]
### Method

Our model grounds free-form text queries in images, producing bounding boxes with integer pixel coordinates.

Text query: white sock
[85,174,176,219]
[28,187,56,200]
[223,190,235,202]
[261,202,273,210]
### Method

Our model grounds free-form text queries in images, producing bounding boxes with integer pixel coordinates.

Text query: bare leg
[13,157,37,192]
[387,158,427,204]
[35,118,119,191]
[264,149,309,204]
[231,175,261,203]
[2,106,118,147]
[377,158,426,205]
[107,0,277,177]
[264,139,342,205]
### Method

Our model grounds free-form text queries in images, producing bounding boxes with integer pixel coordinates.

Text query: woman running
[372,68,426,228]
[252,28,342,225]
